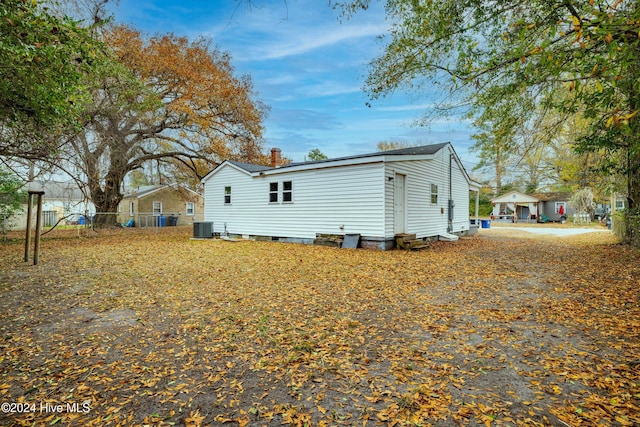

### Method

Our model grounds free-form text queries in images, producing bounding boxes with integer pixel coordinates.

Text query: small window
[430,184,438,204]
[129,201,134,217]
[153,201,162,216]
[282,181,293,202]
[555,202,566,214]
[185,202,195,216]
[269,182,278,203]
[224,186,231,204]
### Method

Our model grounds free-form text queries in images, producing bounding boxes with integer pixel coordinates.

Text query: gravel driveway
[480,224,611,236]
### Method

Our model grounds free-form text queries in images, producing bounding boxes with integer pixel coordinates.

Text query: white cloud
[263,74,300,86]
[300,81,362,97]
[252,24,387,60]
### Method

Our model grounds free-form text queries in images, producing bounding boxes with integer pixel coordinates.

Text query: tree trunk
[625,135,640,246]
[89,173,124,228]
[495,146,503,194]
[624,54,640,246]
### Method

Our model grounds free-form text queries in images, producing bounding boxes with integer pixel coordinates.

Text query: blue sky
[109,0,478,168]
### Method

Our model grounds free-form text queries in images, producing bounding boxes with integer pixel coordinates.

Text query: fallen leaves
[0,227,638,426]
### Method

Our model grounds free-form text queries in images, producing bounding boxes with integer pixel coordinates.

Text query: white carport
[491,191,539,222]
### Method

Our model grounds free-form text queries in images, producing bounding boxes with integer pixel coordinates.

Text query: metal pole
[24,192,34,262]
[33,192,44,265]
[475,189,480,225]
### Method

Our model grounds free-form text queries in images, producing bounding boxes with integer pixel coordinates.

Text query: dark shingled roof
[286,142,450,168]
[228,143,451,173]
[227,161,273,173]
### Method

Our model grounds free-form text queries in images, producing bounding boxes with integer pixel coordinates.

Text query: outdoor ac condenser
[193,222,213,238]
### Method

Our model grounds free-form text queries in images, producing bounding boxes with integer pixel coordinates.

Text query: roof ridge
[214,142,452,175]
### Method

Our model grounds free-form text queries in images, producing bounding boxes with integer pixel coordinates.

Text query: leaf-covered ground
[0,226,638,426]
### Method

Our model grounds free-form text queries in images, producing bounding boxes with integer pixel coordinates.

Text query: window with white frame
[555,202,566,214]
[153,201,162,216]
[185,202,195,216]
[282,181,293,202]
[269,182,278,203]
[129,201,135,217]
[224,186,231,204]
[430,184,438,204]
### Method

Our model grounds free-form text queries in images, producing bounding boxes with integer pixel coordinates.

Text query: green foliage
[306,148,328,161]
[128,169,151,187]
[0,0,106,159]
[612,211,628,242]
[0,168,26,215]
[469,189,493,217]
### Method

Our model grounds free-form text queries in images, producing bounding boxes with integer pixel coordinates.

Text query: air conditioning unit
[193,222,213,238]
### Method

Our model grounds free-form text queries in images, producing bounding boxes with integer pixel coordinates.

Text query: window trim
[224,186,232,205]
[269,182,279,203]
[555,202,566,214]
[430,184,438,204]
[152,201,162,216]
[282,181,293,203]
[185,202,195,216]
[129,201,135,217]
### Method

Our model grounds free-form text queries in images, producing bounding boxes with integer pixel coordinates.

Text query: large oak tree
[61,25,267,225]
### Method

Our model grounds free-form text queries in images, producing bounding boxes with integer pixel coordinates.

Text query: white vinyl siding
[204,163,385,238]
[450,154,471,233]
[203,144,473,242]
[384,146,470,238]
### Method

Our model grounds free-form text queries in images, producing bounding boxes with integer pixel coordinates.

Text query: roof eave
[252,153,437,176]
[201,161,253,183]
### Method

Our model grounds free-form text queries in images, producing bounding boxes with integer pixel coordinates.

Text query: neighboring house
[613,195,627,212]
[491,191,576,223]
[491,191,540,222]
[531,192,574,223]
[118,184,204,227]
[594,195,627,219]
[201,144,482,250]
[6,181,95,230]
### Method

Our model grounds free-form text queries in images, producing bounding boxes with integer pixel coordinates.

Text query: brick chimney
[270,148,282,168]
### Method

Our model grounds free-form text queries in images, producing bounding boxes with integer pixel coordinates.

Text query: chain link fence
[2,210,203,242]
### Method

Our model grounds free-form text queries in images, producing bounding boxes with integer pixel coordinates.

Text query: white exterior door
[394,173,406,234]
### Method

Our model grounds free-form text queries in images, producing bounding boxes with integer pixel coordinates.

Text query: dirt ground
[0,225,638,426]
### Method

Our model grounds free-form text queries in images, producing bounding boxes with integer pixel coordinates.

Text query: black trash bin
[168,216,178,226]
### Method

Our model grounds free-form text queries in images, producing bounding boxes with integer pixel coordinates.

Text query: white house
[201,143,481,249]
[491,191,540,222]
[4,181,95,230]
